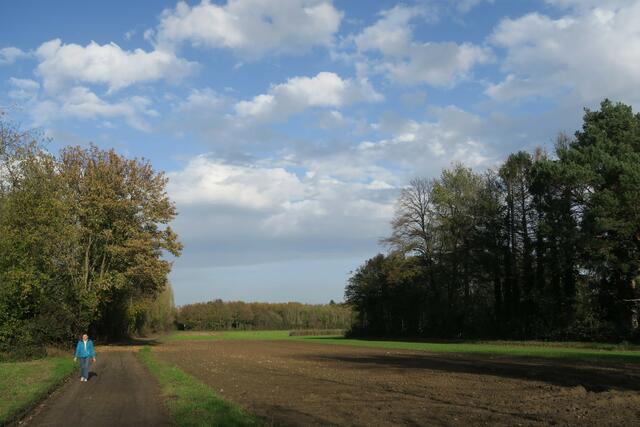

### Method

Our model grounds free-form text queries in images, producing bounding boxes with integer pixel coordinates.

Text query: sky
[2,0,640,305]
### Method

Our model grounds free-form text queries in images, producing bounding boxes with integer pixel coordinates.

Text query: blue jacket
[75,339,96,358]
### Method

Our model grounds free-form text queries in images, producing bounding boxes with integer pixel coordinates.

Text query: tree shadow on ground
[303,353,640,393]
[100,337,161,347]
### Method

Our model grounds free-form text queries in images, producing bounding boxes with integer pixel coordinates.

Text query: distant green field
[165,330,291,341]
[165,330,640,364]
[0,357,75,425]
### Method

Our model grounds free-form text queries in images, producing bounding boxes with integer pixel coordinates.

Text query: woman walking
[74,333,96,382]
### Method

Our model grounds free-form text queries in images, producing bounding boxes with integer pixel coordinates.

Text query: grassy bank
[137,346,259,427]
[0,357,75,425]
[165,330,640,364]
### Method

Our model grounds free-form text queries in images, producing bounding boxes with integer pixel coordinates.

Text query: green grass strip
[0,357,75,425]
[137,346,260,427]
[165,331,640,364]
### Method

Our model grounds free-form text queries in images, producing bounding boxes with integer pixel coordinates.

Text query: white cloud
[166,83,379,163]
[124,30,136,41]
[5,39,192,131]
[168,156,305,210]
[177,87,227,112]
[544,0,635,10]
[35,38,196,93]
[354,5,492,86]
[32,86,156,131]
[367,179,394,190]
[450,0,486,13]
[354,106,493,174]
[0,47,29,65]
[354,5,427,56]
[488,3,640,104]
[268,105,502,200]
[234,72,382,122]
[8,78,40,101]
[382,42,492,86]
[62,88,153,121]
[167,155,395,255]
[163,95,556,272]
[484,74,539,102]
[154,0,343,58]
[316,110,348,130]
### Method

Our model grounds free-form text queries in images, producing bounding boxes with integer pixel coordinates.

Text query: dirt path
[22,349,171,427]
[157,340,640,426]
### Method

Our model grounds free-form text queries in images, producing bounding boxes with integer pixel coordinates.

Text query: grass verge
[165,331,640,364]
[0,357,75,425]
[137,346,259,427]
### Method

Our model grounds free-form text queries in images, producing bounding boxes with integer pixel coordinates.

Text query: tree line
[177,300,352,331]
[0,116,181,357]
[346,100,640,342]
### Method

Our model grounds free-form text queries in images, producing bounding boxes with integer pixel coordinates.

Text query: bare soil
[156,340,640,426]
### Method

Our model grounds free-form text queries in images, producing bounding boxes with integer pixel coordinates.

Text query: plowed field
[155,340,640,426]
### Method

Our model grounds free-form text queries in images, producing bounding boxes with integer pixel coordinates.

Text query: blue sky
[2,0,640,305]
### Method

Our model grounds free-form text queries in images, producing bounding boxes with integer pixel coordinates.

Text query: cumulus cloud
[487,2,640,104]
[164,92,572,271]
[153,0,343,58]
[484,74,540,102]
[166,87,287,159]
[234,72,382,122]
[383,42,492,86]
[31,86,157,131]
[13,37,195,130]
[168,156,306,210]
[177,87,227,113]
[316,110,349,130]
[162,102,521,268]
[8,78,40,101]
[276,104,504,195]
[352,106,494,177]
[165,78,380,164]
[354,5,426,56]
[35,38,196,93]
[354,5,492,86]
[0,47,30,65]
[166,155,395,267]
[3,37,195,131]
